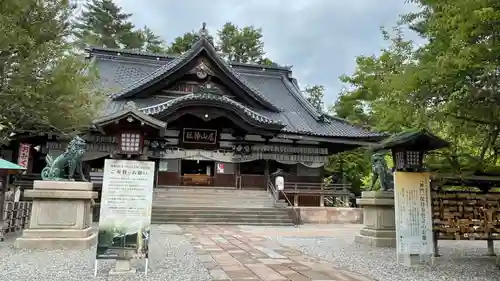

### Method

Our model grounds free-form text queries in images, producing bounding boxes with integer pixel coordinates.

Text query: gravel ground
[241,224,500,281]
[0,225,211,281]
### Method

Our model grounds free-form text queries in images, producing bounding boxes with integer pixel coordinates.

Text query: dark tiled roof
[93,39,281,113]
[373,129,449,151]
[141,92,283,127]
[88,46,384,139]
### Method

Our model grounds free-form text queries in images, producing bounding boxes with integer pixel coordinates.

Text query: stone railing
[1,201,33,241]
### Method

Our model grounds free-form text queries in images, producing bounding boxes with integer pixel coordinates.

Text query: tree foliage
[216,22,272,64]
[0,0,104,144]
[141,26,167,53]
[166,32,198,54]
[74,0,167,52]
[74,2,275,64]
[334,0,500,175]
[166,22,274,65]
[304,85,325,112]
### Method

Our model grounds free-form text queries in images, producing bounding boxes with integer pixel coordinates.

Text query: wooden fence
[430,174,500,257]
[278,182,354,207]
[1,201,32,241]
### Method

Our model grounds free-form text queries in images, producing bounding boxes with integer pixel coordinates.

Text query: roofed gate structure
[6,25,383,214]
[82,25,382,191]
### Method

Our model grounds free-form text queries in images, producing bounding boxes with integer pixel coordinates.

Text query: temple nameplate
[182,128,217,144]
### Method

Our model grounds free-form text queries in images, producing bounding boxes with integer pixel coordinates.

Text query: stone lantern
[374,129,449,172]
[355,129,449,248]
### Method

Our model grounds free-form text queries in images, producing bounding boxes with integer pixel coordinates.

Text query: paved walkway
[182,225,374,281]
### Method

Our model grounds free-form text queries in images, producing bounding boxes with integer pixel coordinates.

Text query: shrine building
[6,26,383,191]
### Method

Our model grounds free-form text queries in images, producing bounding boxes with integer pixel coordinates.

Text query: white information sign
[394,172,434,266]
[96,159,155,261]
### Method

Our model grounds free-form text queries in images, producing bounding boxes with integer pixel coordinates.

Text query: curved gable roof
[88,46,385,141]
[141,90,285,131]
[108,37,281,113]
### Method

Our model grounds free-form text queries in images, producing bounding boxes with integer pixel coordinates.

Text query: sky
[111,0,419,106]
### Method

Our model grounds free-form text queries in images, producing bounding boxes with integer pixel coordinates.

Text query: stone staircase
[151,186,294,225]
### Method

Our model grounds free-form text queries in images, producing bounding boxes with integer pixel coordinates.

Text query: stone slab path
[181,225,374,281]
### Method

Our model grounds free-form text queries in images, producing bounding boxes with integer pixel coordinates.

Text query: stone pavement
[181,225,374,281]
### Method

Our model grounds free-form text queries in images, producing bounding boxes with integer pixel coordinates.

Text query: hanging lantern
[119,132,144,155]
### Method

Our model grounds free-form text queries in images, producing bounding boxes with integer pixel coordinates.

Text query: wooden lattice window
[169,82,199,93]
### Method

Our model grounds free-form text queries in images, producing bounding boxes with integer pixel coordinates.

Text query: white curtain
[275,159,325,168]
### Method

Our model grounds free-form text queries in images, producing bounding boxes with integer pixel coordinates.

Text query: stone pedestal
[14,180,98,249]
[355,191,396,247]
[109,260,136,275]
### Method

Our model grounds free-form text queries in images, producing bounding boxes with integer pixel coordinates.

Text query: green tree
[166,22,275,65]
[216,22,270,64]
[335,1,500,173]
[0,0,103,144]
[141,26,167,53]
[304,85,325,112]
[326,149,371,196]
[73,0,146,50]
[166,32,198,54]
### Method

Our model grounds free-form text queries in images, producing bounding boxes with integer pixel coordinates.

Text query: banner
[216,163,224,174]
[394,172,434,265]
[96,159,155,260]
[17,143,30,169]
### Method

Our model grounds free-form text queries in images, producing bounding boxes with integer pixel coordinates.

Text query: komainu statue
[41,136,87,181]
[370,150,394,191]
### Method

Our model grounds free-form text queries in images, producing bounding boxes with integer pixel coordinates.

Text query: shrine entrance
[180,159,215,186]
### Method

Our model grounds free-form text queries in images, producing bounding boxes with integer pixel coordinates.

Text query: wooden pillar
[293,195,299,207]
[236,163,241,190]
[320,195,324,207]
[264,160,270,191]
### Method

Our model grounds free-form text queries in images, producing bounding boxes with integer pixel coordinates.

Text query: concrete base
[14,180,97,250]
[109,260,136,275]
[295,207,363,224]
[355,234,396,247]
[355,191,396,248]
[399,254,427,267]
[14,230,97,249]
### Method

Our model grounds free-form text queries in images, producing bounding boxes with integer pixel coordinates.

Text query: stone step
[153,205,282,209]
[152,209,290,216]
[155,192,271,197]
[155,198,273,202]
[155,191,270,196]
[156,186,266,191]
[153,201,287,207]
[151,206,289,212]
[155,195,272,200]
[161,185,264,189]
[151,186,292,226]
[151,211,288,219]
[155,193,271,197]
[151,216,293,223]
[154,204,280,208]
[151,221,294,226]
[157,185,237,190]
[152,216,292,222]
